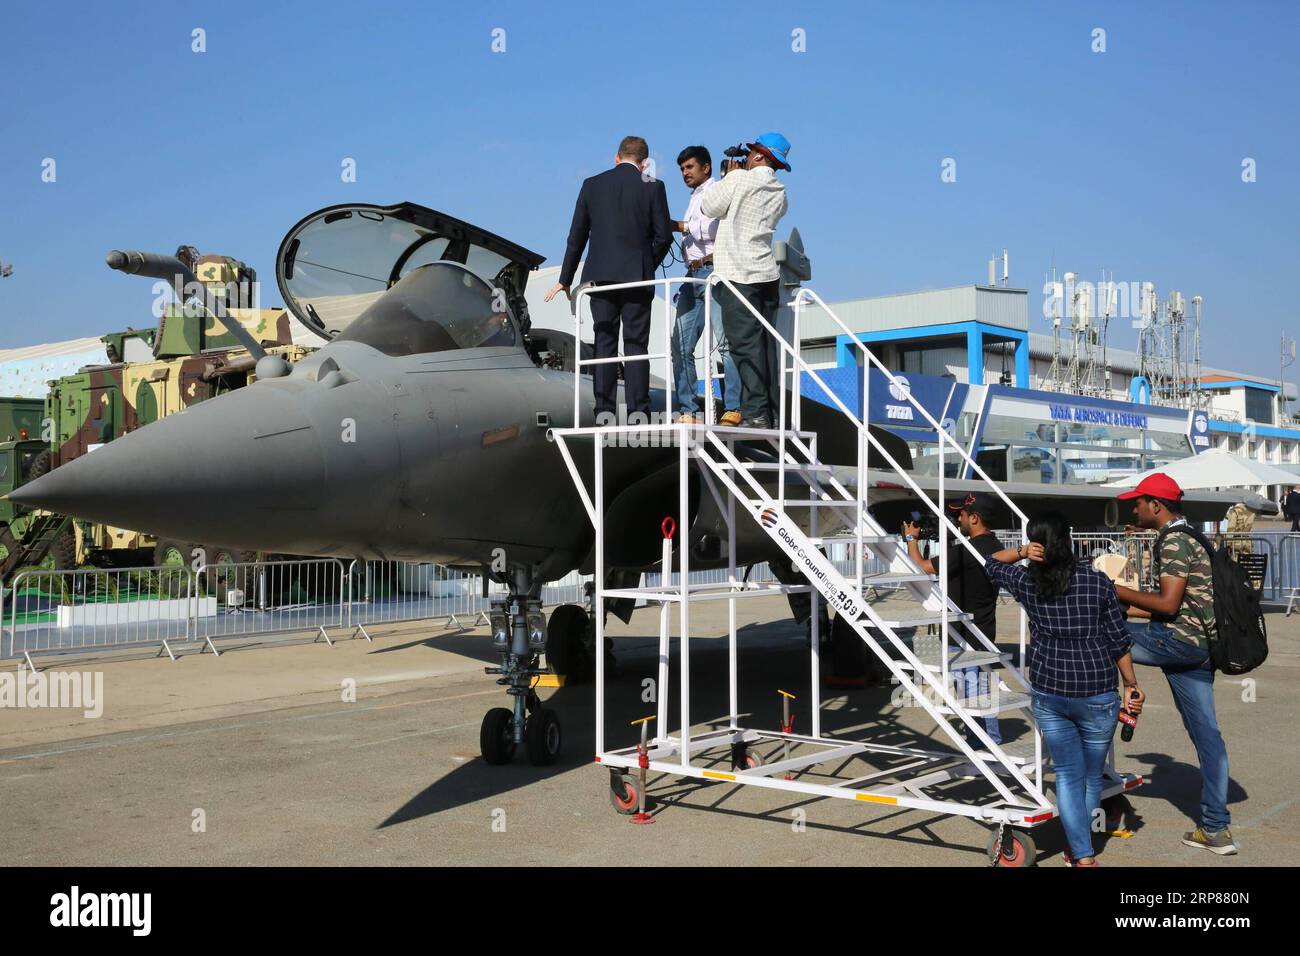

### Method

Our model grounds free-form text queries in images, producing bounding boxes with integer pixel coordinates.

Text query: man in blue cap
[700,132,791,428]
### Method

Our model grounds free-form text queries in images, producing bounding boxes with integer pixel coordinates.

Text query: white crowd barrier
[6,533,1296,665]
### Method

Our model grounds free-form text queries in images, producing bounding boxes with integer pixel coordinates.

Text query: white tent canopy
[1102,449,1299,490]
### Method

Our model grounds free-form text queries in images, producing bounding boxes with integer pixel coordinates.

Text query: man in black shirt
[903,492,1004,745]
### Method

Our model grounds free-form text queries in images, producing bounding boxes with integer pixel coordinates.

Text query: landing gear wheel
[609,773,645,815]
[545,604,591,681]
[480,708,516,765]
[987,828,1036,867]
[830,612,867,679]
[524,708,562,765]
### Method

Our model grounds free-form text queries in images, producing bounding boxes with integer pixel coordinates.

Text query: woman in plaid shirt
[984,511,1146,867]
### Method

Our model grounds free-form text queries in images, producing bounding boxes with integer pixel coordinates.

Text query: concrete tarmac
[1,594,1296,866]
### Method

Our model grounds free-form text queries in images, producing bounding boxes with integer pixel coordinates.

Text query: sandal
[1063,850,1099,867]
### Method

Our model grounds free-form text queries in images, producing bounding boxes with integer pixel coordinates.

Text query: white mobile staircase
[552,272,1142,865]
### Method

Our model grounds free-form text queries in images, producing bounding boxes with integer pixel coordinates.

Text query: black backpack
[1153,524,1268,675]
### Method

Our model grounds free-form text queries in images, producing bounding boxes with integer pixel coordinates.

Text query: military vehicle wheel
[609,773,645,815]
[524,708,562,765]
[829,612,867,678]
[987,828,1036,868]
[480,708,516,765]
[545,604,588,679]
[154,539,193,570]
[27,450,53,480]
[205,547,256,604]
[211,547,257,567]
[50,528,77,571]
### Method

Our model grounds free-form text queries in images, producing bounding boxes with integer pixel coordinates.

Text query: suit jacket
[559,162,673,288]
[1285,490,1300,518]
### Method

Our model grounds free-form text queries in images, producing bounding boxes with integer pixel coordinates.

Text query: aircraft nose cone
[9,383,326,552]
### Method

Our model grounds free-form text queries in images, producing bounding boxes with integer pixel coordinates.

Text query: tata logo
[888,376,912,402]
[1194,413,1208,434]
[886,405,915,420]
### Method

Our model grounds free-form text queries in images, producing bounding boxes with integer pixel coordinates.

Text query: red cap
[1117,473,1184,501]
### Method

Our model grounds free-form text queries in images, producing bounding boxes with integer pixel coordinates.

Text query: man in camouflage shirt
[1114,474,1236,856]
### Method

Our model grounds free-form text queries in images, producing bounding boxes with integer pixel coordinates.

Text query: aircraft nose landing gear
[480,566,563,766]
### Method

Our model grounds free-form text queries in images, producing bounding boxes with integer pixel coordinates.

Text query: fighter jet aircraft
[11,201,1270,767]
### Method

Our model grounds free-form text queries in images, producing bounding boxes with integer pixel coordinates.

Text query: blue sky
[1,1,1296,380]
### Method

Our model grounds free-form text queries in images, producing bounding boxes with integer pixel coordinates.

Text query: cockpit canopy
[275,202,545,352]
[334,261,515,356]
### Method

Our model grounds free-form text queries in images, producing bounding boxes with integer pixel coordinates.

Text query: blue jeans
[671,266,741,415]
[1127,620,1230,832]
[958,666,1002,744]
[1032,689,1120,861]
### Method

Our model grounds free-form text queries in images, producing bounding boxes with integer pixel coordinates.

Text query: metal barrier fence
[994,528,1300,601]
[7,534,1299,666]
[192,559,348,649]
[4,566,195,668]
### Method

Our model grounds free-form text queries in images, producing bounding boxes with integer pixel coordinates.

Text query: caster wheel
[1102,793,1135,833]
[524,708,562,766]
[480,708,516,765]
[609,773,646,815]
[987,828,1036,867]
[733,749,764,771]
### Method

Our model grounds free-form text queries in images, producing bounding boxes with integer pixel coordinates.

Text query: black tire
[26,449,53,481]
[546,604,589,679]
[49,527,77,571]
[610,773,644,815]
[524,708,562,766]
[987,828,1037,867]
[480,708,516,765]
[1102,793,1134,832]
[830,612,867,678]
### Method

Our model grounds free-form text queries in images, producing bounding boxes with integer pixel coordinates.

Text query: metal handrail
[700,273,1025,571]
[569,276,710,426]
[793,287,1029,533]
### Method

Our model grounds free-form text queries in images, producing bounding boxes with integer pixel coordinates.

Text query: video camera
[720,143,749,175]
[907,511,941,542]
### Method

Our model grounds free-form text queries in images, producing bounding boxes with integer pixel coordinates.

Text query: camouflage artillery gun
[0,249,319,578]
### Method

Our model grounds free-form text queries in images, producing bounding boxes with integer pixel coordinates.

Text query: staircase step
[904,632,1007,670]
[712,461,834,473]
[937,689,1030,717]
[971,738,1041,766]
[857,610,972,629]
[807,533,898,546]
[775,499,864,508]
[910,649,1007,671]
[852,571,933,586]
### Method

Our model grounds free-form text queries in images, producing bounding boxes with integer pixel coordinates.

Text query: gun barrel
[105,249,191,281]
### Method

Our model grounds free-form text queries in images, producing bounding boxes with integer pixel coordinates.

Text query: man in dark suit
[1285,485,1300,532]
[546,136,673,419]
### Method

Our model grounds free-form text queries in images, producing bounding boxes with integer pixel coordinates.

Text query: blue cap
[750,132,792,171]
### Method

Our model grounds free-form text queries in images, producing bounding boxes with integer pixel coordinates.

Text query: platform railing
[570,276,713,427]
